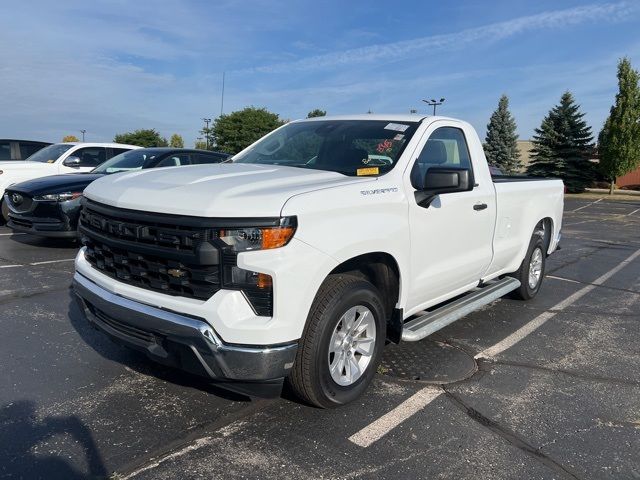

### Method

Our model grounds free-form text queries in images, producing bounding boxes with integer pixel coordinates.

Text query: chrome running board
[401,277,521,342]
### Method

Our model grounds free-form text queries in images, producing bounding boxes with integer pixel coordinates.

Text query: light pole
[422,98,445,115]
[80,129,86,142]
[202,118,211,149]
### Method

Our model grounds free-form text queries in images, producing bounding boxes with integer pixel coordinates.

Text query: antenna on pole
[220,72,225,116]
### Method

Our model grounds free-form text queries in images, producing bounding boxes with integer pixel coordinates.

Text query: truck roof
[294,114,463,123]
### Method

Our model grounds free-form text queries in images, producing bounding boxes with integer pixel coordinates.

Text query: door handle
[473,203,488,211]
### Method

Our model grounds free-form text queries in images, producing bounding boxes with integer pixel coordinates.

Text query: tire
[509,233,546,300]
[288,274,386,408]
[0,199,9,224]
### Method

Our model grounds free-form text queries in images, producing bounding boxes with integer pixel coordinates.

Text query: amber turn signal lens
[261,227,295,250]
[257,273,273,289]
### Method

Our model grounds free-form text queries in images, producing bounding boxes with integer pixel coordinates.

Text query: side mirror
[415,167,471,208]
[63,156,81,168]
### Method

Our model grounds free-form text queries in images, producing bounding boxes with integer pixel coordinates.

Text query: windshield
[232,120,419,176]
[26,144,74,163]
[92,149,158,174]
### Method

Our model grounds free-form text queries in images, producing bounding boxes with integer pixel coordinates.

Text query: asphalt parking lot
[1,196,639,480]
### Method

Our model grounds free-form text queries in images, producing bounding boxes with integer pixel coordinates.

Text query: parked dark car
[5,148,230,238]
[0,139,51,161]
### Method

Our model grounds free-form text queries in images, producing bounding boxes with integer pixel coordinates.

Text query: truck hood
[84,163,369,217]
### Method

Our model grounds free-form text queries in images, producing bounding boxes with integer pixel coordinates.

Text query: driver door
[404,123,495,313]
[60,147,107,173]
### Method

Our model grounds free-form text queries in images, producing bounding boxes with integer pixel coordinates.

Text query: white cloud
[238,1,640,74]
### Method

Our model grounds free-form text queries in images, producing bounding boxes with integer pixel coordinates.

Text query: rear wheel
[288,274,386,408]
[509,233,546,300]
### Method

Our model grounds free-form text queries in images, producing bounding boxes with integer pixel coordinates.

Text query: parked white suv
[73,115,563,407]
[0,142,139,222]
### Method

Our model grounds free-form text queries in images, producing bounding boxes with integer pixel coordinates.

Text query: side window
[0,142,11,160]
[411,127,472,186]
[111,148,131,158]
[190,153,225,165]
[156,154,190,167]
[73,147,107,167]
[20,142,46,160]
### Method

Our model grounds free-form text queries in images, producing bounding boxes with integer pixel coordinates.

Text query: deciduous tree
[598,57,640,194]
[169,133,184,148]
[113,129,168,148]
[213,107,285,154]
[307,109,326,118]
[62,135,79,142]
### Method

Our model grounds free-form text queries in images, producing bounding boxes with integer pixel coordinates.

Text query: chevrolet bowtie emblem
[167,268,187,278]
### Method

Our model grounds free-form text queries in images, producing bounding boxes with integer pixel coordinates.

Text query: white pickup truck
[0,142,139,222]
[72,115,563,407]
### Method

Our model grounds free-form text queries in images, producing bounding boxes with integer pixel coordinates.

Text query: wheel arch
[328,251,403,343]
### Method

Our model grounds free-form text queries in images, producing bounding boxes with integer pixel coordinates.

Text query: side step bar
[401,277,521,342]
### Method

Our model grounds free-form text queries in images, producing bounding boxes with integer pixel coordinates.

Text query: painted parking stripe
[628,208,640,217]
[348,387,442,447]
[29,259,75,266]
[546,275,581,284]
[476,247,640,359]
[570,198,602,212]
[350,247,640,448]
[0,258,75,269]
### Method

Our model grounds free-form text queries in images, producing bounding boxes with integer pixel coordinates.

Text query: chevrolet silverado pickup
[72,115,563,408]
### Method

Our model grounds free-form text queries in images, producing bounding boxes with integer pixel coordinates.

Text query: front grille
[80,201,215,254]
[9,217,33,228]
[79,199,275,315]
[84,237,220,300]
[4,191,34,213]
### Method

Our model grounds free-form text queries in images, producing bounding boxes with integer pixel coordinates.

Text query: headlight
[218,223,296,252]
[34,192,83,202]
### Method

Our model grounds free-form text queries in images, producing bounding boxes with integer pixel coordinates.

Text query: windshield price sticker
[357,167,380,176]
[384,123,409,132]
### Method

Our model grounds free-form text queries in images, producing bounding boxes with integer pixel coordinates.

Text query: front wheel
[288,274,386,408]
[509,234,546,300]
[0,199,9,224]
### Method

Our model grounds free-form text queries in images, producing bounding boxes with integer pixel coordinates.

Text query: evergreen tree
[527,92,595,192]
[484,95,520,173]
[598,58,640,194]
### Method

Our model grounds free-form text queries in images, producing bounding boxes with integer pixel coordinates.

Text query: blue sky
[1,0,639,146]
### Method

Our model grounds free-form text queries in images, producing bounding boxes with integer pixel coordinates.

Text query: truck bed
[492,175,557,183]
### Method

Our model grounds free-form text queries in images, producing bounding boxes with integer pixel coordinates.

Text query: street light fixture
[80,129,86,142]
[422,98,445,115]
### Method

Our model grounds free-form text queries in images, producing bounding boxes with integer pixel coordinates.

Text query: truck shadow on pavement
[65,290,250,403]
[9,233,80,250]
[0,400,107,479]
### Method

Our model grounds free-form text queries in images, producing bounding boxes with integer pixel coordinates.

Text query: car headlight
[34,192,83,202]
[218,222,296,252]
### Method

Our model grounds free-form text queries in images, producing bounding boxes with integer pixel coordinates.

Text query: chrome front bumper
[73,273,297,396]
